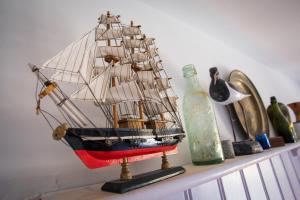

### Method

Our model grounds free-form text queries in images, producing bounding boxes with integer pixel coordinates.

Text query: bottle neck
[184,75,202,91]
[271,101,278,106]
[271,101,282,114]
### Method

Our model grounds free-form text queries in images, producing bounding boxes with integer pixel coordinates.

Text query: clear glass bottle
[182,64,224,165]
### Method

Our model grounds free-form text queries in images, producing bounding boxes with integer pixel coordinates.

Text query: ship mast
[141,35,166,129]
[106,11,119,128]
[130,20,145,128]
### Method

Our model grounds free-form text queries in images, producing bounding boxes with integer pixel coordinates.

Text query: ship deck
[67,127,184,138]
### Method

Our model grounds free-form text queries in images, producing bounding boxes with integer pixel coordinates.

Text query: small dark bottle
[267,96,297,143]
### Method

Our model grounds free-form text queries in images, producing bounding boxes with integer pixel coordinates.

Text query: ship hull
[64,128,183,169]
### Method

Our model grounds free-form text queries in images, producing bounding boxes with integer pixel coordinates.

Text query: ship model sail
[29,12,185,170]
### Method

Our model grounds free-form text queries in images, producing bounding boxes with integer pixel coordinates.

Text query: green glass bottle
[182,64,224,165]
[267,96,297,143]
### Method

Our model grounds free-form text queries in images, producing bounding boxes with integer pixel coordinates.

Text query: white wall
[0,0,300,199]
[142,0,300,85]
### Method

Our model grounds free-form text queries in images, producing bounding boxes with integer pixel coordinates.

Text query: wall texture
[0,0,299,199]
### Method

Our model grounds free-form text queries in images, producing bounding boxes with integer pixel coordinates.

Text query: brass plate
[228,70,269,139]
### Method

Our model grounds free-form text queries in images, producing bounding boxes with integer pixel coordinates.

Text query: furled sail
[93,64,134,82]
[96,46,127,58]
[148,48,158,58]
[99,14,120,24]
[131,52,148,63]
[156,78,171,91]
[122,27,141,36]
[124,38,155,49]
[95,28,123,40]
[70,66,111,101]
[121,48,158,64]
[139,60,163,72]
[42,31,96,83]
[124,39,142,49]
[139,60,155,71]
[144,38,155,46]
[143,88,161,103]
[104,81,144,105]
[136,71,155,84]
[110,64,134,81]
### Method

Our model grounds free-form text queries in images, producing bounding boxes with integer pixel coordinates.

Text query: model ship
[29,12,185,171]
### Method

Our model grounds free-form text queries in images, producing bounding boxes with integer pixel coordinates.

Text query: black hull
[63,128,184,169]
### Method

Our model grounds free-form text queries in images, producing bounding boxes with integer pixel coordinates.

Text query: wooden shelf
[42,142,300,200]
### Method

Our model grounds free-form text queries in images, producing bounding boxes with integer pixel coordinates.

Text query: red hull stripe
[74,145,178,169]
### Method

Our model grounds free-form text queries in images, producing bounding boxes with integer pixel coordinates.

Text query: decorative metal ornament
[228,70,270,139]
[209,67,250,141]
